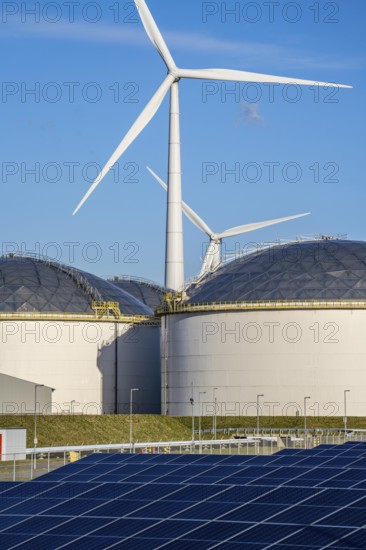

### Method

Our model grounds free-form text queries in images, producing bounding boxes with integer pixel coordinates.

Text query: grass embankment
[0,416,364,448]
[0,415,191,448]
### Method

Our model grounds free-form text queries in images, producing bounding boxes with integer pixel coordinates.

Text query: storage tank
[0,255,160,414]
[157,240,366,417]
[108,276,166,309]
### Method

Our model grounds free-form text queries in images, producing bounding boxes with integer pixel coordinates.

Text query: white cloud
[245,102,263,123]
[3,20,146,45]
[2,20,362,72]
[236,101,263,126]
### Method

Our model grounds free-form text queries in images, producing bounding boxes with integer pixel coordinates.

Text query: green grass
[0,415,365,448]
[0,415,191,448]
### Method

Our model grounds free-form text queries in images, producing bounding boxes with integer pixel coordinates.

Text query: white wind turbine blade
[178,68,352,88]
[147,167,214,236]
[201,242,216,274]
[217,213,310,240]
[73,75,174,215]
[135,0,176,70]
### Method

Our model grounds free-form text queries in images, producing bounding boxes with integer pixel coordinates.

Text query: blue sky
[1,0,364,284]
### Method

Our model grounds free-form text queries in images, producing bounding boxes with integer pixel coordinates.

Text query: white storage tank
[0,256,160,414]
[158,240,366,417]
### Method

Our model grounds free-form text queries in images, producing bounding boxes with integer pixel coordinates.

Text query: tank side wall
[164,310,366,417]
[0,321,159,415]
[117,325,161,414]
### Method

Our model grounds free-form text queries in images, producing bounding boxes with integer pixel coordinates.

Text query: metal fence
[1,429,365,483]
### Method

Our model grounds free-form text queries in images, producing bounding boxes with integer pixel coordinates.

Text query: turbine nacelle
[169,69,180,82]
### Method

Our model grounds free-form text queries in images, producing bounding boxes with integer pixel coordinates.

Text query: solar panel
[162,484,226,502]
[126,500,194,519]
[219,503,288,523]
[229,522,302,543]
[0,534,32,547]
[279,525,354,546]
[100,517,198,538]
[0,482,20,494]
[252,486,321,505]
[0,515,34,531]
[0,442,366,548]
[166,519,252,542]
[209,485,270,503]
[316,506,366,528]
[2,515,83,535]
[351,480,366,489]
[46,517,116,536]
[82,499,148,518]
[302,488,366,508]
[327,528,366,548]
[174,501,239,520]
[267,504,339,525]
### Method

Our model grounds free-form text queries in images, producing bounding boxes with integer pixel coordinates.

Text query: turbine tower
[147,167,310,278]
[72,0,351,291]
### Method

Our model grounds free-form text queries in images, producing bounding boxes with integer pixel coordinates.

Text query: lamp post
[304,396,311,449]
[34,384,44,469]
[199,391,206,440]
[213,387,218,439]
[256,394,264,436]
[129,388,139,452]
[344,390,350,437]
[190,397,194,442]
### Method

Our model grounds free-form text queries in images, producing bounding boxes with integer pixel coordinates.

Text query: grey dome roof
[0,256,153,315]
[108,276,166,309]
[187,240,366,303]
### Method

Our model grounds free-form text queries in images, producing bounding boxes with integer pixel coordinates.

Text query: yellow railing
[0,309,159,325]
[92,301,121,318]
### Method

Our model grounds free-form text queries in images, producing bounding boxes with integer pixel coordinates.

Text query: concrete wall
[0,320,160,415]
[162,309,366,416]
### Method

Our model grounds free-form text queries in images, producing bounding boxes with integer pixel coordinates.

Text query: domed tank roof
[187,240,366,303]
[108,276,166,309]
[0,256,153,315]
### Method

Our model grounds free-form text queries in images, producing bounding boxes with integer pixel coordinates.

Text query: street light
[256,394,264,436]
[344,390,350,436]
[190,397,194,442]
[304,396,311,449]
[213,387,218,439]
[199,391,206,440]
[34,384,44,470]
[129,388,139,452]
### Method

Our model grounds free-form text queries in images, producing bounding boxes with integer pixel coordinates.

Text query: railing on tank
[0,310,159,325]
[92,301,121,319]
[156,298,366,315]
[108,275,165,292]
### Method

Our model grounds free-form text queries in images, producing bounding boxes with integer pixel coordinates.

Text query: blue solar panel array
[0,442,366,548]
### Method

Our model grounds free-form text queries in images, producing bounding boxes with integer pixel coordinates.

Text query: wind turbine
[147,167,310,278]
[72,0,351,291]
